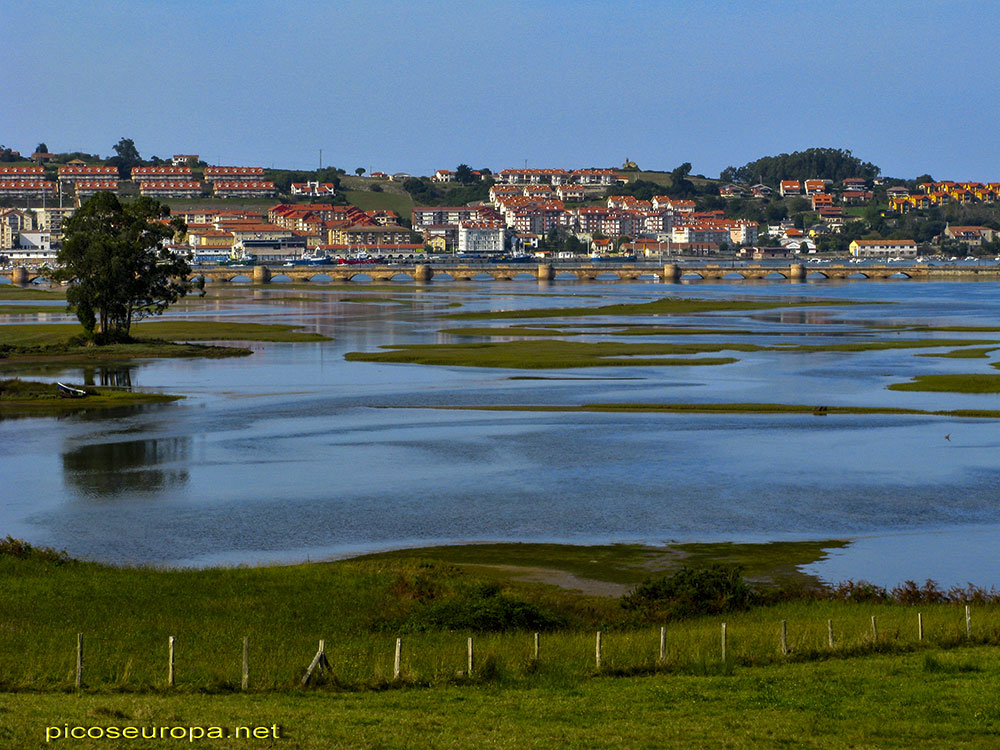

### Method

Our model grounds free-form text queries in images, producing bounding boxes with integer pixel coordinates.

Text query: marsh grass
[346,337,1000,369]
[447,296,859,321]
[0,379,180,415]
[345,340,740,368]
[888,374,1000,393]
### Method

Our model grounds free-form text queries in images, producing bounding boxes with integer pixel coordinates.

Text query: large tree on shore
[53,193,189,343]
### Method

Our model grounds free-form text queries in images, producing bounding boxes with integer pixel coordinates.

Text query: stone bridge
[4,262,1000,286]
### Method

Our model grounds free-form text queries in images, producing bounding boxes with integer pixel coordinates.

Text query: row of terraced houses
[0,163,285,201]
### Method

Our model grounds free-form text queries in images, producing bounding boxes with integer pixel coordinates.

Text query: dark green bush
[621,564,754,619]
[0,536,74,564]
[410,583,563,632]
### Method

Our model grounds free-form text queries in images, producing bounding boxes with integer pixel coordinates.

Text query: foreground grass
[6,648,1000,749]
[3,541,1000,695]
[0,379,180,416]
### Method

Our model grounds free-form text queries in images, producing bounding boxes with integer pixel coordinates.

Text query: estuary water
[2,275,1000,587]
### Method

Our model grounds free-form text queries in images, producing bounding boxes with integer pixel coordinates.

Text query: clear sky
[6,0,999,180]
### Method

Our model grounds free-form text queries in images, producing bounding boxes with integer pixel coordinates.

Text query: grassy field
[6,648,1000,748]
[4,540,1000,747]
[344,189,415,219]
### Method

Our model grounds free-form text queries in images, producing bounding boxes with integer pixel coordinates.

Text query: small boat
[56,382,87,399]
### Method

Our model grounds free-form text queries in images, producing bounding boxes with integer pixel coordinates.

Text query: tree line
[720,148,881,185]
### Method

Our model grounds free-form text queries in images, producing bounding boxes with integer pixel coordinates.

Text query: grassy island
[0,378,180,416]
[0,320,329,370]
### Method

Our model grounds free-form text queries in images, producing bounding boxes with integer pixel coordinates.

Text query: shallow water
[2,277,1000,587]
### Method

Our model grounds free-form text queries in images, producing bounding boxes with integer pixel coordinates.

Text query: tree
[355,167,366,176]
[35,142,49,154]
[113,137,140,163]
[107,137,142,178]
[52,193,190,343]
[669,162,696,198]
[455,164,474,183]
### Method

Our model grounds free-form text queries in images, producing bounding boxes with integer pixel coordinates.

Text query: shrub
[0,536,74,564]
[410,583,563,632]
[621,564,754,620]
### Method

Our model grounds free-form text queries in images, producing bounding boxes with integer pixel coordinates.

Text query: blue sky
[6,0,999,180]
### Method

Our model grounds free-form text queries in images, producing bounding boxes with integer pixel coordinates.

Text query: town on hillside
[2,143,1000,268]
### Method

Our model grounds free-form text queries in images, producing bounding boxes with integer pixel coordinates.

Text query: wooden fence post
[721,623,727,663]
[168,636,175,687]
[966,605,971,639]
[827,619,834,648]
[301,640,331,686]
[871,616,878,641]
[467,637,474,675]
[780,620,788,655]
[659,626,666,663]
[242,636,249,690]
[595,631,602,671]
[918,613,923,642]
[394,638,402,681]
[75,633,83,689]
[533,632,539,662]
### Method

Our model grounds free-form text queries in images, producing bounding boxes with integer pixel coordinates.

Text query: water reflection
[62,437,190,498]
[82,366,134,388]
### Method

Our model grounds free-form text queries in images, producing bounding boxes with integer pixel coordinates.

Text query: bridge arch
[763,271,788,280]
[722,271,747,280]
[847,272,870,279]
[806,271,829,279]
